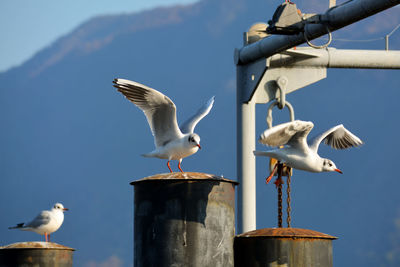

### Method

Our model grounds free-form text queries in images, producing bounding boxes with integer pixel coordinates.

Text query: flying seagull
[9,203,68,242]
[113,78,215,172]
[254,120,363,183]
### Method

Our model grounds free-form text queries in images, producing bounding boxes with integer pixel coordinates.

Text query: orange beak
[197,144,201,149]
[63,208,69,212]
[334,169,343,174]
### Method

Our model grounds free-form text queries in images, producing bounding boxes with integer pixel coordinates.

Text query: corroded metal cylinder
[131,172,238,267]
[0,242,74,267]
[234,228,337,267]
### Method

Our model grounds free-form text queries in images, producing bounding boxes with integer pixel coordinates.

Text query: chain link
[286,170,292,228]
[276,164,292,228]
[267,99,295,228]
[277,163,283,228]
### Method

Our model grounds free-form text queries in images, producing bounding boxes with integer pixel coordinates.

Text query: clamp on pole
[276,76,288,109]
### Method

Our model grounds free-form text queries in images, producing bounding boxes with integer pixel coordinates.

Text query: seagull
[9,203,68,242]
[113,78,215,172]
[254,120,363,183]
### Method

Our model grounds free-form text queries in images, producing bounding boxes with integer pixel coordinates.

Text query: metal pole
[269,48,400,69]
[237,65,257,233]
[238,102,256,233]
[237,0,400,65]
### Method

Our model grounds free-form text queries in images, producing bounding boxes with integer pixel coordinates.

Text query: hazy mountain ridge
[3,0,398,79]
[3,4,201,79]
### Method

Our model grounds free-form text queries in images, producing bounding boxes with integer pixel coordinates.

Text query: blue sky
[0,0,197,72]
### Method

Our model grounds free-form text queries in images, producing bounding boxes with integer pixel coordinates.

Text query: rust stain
[236,228,337,240]
[130,172,238,186]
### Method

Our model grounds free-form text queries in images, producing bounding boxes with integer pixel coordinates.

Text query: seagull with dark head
[254,120,363,183]
[113,78,214,172]
[9,203,68,242]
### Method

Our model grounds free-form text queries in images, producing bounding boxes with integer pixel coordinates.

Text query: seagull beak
[197,144,201,149]
[63,208,69,212]
[334,169,343,174]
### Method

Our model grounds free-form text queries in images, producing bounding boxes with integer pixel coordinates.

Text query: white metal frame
[236,0,400,233]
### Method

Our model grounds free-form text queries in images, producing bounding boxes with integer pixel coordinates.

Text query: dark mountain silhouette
[1,0,399,266]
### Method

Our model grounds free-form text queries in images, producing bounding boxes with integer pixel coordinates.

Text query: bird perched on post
[254,120,363,183]
[113,78,215,173]
[9,203,68,242]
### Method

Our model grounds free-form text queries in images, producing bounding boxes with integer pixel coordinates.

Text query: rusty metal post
[234,228,337,267]
[0,242,74,267]
[131,172,238,267]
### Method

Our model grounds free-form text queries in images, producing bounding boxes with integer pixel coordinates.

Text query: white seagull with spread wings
[9,203,68,242]
[254,120,363,182]
[113,78,215,172]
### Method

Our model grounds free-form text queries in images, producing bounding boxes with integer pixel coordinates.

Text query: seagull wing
[25,211,51,228]
[259,120,314,152]
[179,96,215,133]
[114,78,183,148]
[309,124,363,152]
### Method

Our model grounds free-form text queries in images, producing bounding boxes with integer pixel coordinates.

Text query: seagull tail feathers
[9,223,25,230]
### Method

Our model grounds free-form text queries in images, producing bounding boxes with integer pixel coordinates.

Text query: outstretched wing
[309,124,363,152]
[25,211,51,228]
[258,120,314,152]
[179,96,215,134]
[113,78,183,147]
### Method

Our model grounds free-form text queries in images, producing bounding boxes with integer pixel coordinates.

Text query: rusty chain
[277,163,283,228]
[275,163,292,228]
[286,170,292,228]
[267,98,295,228]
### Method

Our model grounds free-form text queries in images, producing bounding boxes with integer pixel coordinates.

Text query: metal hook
[266,100,295,129]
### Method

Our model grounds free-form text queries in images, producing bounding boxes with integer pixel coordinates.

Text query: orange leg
[45,232,48,242]
[48,234,51,242]
[266,163,278,184]
[167,161,173,173]
[178,159,184,173]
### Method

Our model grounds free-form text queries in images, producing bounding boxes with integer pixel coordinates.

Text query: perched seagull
[254,120,363,182]
[9,203,68,242]
[113,78,214,172]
